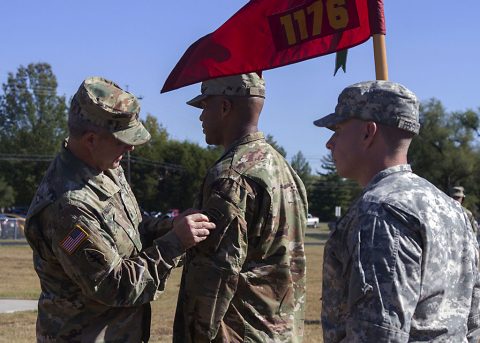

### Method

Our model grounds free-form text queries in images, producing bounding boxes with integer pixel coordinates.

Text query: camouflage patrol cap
[450,186,465,198]
[186,72,266,108]
[314,81,420,134]
[69,76,151,145]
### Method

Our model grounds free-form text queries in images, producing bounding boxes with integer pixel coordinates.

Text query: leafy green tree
[0,177,16,210]
[154,141,221,211]
[290,151,312,189]
[0,63,68,206]
[128,114,222,212]
[265,134,287,158]
[309,154,361,221]
[127,114,170,211]
[409,99,480,215]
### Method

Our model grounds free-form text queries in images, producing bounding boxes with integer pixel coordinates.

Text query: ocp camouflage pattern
[322,164,480,342]
[173,132,308,342]
[25,142,184,342]
[187,73,266,109]
[69,76,151,145]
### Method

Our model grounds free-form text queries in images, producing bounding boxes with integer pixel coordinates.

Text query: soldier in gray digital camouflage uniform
[313,81,480,342]
[24,77,215,343]
[450,186,479,240]
[173,73,308,342]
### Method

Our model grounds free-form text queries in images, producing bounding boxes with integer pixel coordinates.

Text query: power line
[0,153,54,162]
[129,156,184,172]
[2,84,59,92]
[0,153,184,172]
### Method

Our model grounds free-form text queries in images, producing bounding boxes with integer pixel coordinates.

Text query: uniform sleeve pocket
[200,191,242,254]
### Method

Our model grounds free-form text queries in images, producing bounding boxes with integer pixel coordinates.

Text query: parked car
[8,206,28,217]
[0,213,25,239]
[158,208,180,220]
[165,209,180,218]
[150,211,163,218]
[306,213,320,228]
[140,209,163,218]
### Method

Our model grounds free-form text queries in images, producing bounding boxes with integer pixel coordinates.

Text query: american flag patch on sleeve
[60,225,89,255]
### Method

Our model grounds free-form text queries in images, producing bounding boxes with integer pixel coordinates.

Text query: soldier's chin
[204,134,218,146]
[112,157,123,168]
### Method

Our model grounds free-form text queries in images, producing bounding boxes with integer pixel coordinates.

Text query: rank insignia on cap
[60,225,89,255]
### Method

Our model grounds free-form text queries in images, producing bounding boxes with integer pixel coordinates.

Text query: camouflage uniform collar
[61,141,120,197]
[88,171,121,198]
[223,131,265,155]
[214,131,265,164]
[365,164,412,191]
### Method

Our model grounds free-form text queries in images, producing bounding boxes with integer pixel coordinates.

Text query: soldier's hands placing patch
[172,212,216,249]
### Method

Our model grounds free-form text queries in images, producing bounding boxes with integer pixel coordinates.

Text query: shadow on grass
[305,231,330,245]
[305,232,329,240]
[305,319,321,325]
[0,239,28,246]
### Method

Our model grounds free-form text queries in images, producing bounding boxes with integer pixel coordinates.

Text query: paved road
[0,299,37,313]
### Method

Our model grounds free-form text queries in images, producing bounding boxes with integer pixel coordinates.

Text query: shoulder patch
[202,208,224,225]
[60,225,89,255]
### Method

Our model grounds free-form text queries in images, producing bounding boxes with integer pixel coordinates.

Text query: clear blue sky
[1,1,479,173]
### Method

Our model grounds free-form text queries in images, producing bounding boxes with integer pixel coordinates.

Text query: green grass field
[0,227,326,342]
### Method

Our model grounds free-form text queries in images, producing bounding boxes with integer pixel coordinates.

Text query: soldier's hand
[175,208,201,220]
[172,212,215,249]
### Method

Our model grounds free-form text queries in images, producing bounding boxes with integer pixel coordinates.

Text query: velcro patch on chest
[60,225,89,255]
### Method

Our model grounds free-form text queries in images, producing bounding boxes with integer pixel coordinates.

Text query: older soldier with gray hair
[314,81,480,342]
[173,73,308,342]
[24,77,215,342]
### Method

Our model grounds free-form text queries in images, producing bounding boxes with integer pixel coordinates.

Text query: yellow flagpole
[373,34,388,80]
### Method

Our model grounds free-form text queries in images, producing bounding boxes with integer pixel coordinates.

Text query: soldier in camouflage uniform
[24,77,215,343]
[173,73,308,342]
[313,81,480,342]
[450,186,479,239]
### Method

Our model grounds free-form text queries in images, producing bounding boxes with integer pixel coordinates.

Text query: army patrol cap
[314,80,420,134]
[186,72,266,108]
[450,186,465,198]
[69,76,151,145]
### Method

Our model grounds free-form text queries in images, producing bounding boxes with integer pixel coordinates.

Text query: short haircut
[68,114,107,139]
[377,123,415,153]
[224,95,264,112]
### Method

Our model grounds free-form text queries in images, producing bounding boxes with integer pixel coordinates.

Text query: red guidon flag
[161,0,385,93]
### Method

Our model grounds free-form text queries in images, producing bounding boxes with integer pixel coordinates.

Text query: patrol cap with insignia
[69,76,151,145]
[313,80,420,134]
[186,72,266,109]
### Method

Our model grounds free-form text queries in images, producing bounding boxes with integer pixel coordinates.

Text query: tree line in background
[1,63,479,221]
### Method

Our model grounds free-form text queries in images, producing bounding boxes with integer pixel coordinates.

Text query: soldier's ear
[82,131,100,151]
[221,97,233,116]
[363,121,377,146]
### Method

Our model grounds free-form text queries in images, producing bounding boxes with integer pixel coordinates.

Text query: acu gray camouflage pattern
[24,143,184,342]
[173,132,308,342]
[187,72,266,108]
[322,164,480,342]
[465,208,479,238]
[314,81,421,134]
[70,76,151,145]
[450,186,479,236]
